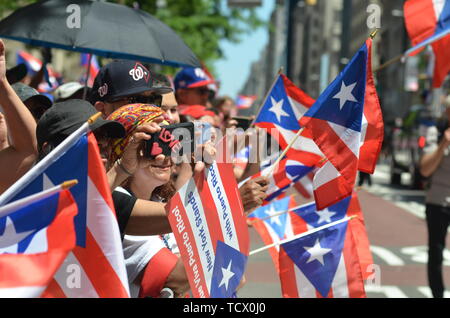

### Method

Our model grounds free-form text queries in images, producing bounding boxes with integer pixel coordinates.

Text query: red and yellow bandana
[107,103,165,164]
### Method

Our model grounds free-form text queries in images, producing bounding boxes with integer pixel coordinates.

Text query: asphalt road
[237,163,450,298]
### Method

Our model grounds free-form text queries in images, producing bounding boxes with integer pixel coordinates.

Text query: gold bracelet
[117,158,133,176]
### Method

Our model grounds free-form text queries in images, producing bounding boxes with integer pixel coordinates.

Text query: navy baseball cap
[173,67,215,91]
[90,60,172,103]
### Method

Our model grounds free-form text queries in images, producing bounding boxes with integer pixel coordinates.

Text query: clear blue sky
[214,0,275,98]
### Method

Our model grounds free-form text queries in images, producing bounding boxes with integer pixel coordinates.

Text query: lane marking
[370,246,405,266]
[364,285,408,298]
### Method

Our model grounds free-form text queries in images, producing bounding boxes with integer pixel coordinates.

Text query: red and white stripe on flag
[304,38,383,210]
[0,190,77,298]
[359,38,384,174]
[166,161,249,298]
[289,192,374,280]
[278,219,366,298]
[42,133,130,298]
[249,197,298,274]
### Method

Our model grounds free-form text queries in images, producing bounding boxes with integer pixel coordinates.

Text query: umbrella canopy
[0,0,200,68]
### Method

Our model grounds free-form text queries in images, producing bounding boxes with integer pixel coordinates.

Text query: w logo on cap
[129,63,150,83]
[98,83,108,97]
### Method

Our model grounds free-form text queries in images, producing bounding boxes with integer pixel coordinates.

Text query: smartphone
[144,122,194,158]
[232,116,253,131]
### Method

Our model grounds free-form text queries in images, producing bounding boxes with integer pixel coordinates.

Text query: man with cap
[0,40,39,194]
[36,99,125,162]
[11,82,53,121]
[53,81,86,102]
[90,60,172,118]
[173,67,215,107]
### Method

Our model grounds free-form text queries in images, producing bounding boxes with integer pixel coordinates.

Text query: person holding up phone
[107,103,190,298]
[107,103,217,298]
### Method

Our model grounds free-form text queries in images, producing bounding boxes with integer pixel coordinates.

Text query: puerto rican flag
[166,161,249,298]
[254,73,323,162]
[0,188,77,297]
[279,217,366,298]
[255,152,316,205]
[292,172,315,201]
[16,50,61,93]
[235,95,257,109]
[404,0,450,87]
[0,126,130,297]
[300,38,382,210]
[289,193,373,281]
[247,196,298,273]
[248,193,372,282]
[80,53,100,87]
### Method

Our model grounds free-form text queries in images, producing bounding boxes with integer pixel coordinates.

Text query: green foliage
[119,0,265,72]
[0,0,266,73]
[0,0,36,18]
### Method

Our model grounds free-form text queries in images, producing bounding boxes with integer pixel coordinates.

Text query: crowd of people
[0,39,269,298]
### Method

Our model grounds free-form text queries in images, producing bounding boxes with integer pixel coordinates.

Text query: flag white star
[268,97,289,122]
[265,205,282,227]
[304,238,332,266]
[333,81,358,110]
[218,260,235,291]
[0,216,34,254]
[315,209,336,225]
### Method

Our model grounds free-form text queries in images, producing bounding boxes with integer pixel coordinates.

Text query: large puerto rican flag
[300,38,381,210]
[248,193,373,283]
[254,73,323,163]
[404,0,450,87]
[0,125,130,298]
[279,217,366,298]
[0,187,77,297]
[166,161,249,298]
[289,193,373,281]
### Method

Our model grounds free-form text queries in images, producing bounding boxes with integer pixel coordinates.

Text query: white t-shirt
[115,187,179,298]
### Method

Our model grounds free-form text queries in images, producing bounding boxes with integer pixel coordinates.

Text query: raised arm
[420,127,450,178]
[0,40,38,193]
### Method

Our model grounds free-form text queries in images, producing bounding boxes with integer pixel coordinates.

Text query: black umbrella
[0,0,200,68]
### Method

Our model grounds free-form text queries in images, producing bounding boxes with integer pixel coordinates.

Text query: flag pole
[0,180,78,219]
[88,112,103,125]
[374,28,450,73]
[263,127,304,177]
[249,215,357,256]
[82,53,93,100]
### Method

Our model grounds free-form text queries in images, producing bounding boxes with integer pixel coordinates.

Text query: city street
[239,163,450,298]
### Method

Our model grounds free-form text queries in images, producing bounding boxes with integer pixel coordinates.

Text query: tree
[117,0,265,71]
[0,0,266,72]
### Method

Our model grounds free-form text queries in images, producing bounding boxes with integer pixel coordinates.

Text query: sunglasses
[192,87,210,95]
[110,94,163,107]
